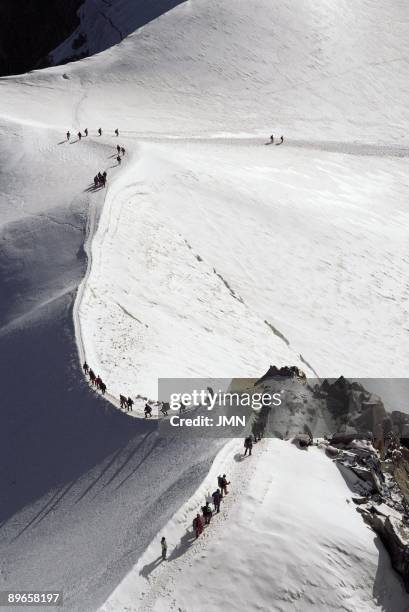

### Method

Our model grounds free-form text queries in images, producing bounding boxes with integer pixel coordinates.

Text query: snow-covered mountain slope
[1,0,408,393]
[79,136,409,399]
[102,438,409,612]
[1,1,409,609]
[1,0,409,142]
[49,0,186,66]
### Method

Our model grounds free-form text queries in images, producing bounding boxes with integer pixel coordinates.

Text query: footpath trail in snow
[1,0,409,609]
[102,439,409,612]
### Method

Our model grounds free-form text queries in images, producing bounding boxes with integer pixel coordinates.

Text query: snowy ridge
[1,0,409,609]
[101,439,409,611]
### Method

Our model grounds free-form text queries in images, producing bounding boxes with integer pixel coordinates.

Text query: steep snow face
[102,439,409,612]
[49,0,186,65]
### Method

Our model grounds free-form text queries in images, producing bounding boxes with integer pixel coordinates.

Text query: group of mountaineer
[66,127,120,141]
[160,473,231,560]
[160,435,260,560]
[192,473,231,537]
[270,134,284,145]
[64,127,127,187]
[83,361,106,395]
[119,394,153,417]
[82,360,156,415]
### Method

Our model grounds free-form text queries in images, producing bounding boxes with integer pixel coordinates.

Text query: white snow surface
[1,0,408,396]
[1,1,409,610]
[101,439,409,611]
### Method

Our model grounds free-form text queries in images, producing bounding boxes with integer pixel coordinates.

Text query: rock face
[254,365,306,386]
[0,1,83,76]
[362,512,409,591]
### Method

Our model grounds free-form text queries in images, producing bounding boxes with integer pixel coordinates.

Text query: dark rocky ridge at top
[0,0,83,77]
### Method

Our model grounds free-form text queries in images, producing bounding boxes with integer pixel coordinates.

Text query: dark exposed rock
[361,512,409,591]
[254,365,306,387]
[0,1,83,76]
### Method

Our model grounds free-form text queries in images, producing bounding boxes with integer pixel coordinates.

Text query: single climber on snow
[202,502,213,525]
[244,435,253,456]
[127,396,134,412]
[212,488,222,513]
[193,513,204,538]
[220,474,230,495]
[161,536,167,560]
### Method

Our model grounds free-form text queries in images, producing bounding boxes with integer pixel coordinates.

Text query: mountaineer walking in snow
[83,361,89,374]
[220,474,230,495]
[89,369,96,385]
[202,502,213,525]
[270,134,274,144]
[212,488,222,513]
[144,403,152,418]
[127,396,134,412]
[116,144,121,154]
[78,131,82,141]
[84,128,88,137]
[161,537,167,560]
[193,513,204,538]
[121,147,126,156]
[66,131,70,141]
[116,155,122,165]
[100,381,106,395]
[95,375,102,389]
[244,435,253,456]
[120,394,127,409]
[160,402,169,416]
[98,128,102,136]
[115,128,119,137]
[276,135,284,146]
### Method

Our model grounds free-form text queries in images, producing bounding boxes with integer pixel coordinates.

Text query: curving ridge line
[72,186,125,413]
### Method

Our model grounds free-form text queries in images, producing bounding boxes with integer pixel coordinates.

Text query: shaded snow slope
[0,122,226,611]
[102,439,409,612]
[49,0,186,66]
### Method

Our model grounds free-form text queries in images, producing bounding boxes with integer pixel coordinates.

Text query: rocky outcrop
[254,365,306,386]
[361,512,409,591]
